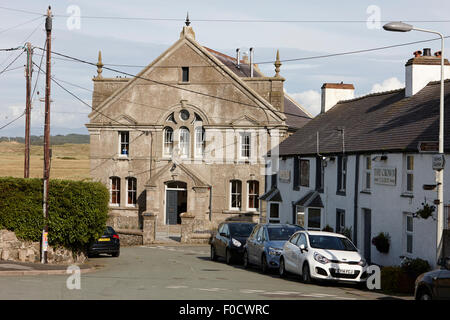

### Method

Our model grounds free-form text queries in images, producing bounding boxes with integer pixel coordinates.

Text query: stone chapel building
[86,21,311,237]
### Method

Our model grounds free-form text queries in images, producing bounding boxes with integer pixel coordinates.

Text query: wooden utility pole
[24,42,32,178]
[41,6,52,264]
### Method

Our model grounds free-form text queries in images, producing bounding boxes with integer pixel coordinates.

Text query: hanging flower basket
[414,203,435,220]
[372,232,391,254]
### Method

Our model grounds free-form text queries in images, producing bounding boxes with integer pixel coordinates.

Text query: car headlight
[231,238,241,247]
[268,247,282,256]
[313,252,330,264]
[358,259,367,267]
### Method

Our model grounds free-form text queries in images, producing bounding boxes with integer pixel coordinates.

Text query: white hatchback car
[279,230,368,283]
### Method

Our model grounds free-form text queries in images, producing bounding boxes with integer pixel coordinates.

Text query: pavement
[0,245,414,300]
[0,259,102,276]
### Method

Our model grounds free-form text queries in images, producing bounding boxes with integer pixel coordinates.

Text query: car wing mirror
[220,232,227,237]
[299,244,307,252]
[257,236,262,242]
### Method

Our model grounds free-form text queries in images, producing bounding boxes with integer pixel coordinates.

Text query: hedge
[381,258,431,294]
[0,177,109,252]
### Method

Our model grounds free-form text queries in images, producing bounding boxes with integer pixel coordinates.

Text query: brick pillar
[142,212,157,245]
[180,213,195,243]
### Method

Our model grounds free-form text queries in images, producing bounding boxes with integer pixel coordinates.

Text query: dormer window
[182,67,189,82]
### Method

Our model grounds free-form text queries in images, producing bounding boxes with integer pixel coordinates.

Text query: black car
[210,222,256,264]
[415,256,450,300]
[88,226,120,257]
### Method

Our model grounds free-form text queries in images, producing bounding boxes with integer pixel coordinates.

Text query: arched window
[163,127,173,156]
[179,127,190,157]
[126,177,137,206]
[230,180,242,210]
[195,126,205,157]
[110,176,121,206]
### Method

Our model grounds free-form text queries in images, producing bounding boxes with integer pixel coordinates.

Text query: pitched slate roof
[294,191,324,208]
[260,186,282,202]
[204,47,312,130]
[279,80,450,156]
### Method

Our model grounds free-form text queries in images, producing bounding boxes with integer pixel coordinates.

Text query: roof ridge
[336,87,405,104]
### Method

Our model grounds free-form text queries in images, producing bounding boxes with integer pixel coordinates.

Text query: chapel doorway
[165,181,187,225]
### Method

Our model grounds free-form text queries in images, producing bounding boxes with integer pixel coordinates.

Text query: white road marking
[263,291,303,295]
[166,285,189,289]
[240,289,267,294]
[195,288,229,292]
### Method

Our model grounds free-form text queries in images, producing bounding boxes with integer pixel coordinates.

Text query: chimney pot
[413,50,422,58]
[423,48,431,56]
[435,51,442,57]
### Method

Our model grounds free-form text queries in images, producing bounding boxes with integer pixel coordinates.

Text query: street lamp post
[383,22,445,266]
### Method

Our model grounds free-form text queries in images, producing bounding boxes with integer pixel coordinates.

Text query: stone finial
[274,49,282,77]
[185,12,191,26]
[96,50,103,78]
[180,13,195,40]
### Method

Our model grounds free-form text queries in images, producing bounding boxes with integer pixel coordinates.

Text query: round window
[179,109,190,121]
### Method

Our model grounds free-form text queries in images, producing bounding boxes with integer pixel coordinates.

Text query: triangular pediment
[230,115,261,126]
[89,31,286,124]
[145,161,209,188]
[116,114,138,125]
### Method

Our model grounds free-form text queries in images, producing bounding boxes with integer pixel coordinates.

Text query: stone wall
[0,229,86,265]
[115,228,143,246]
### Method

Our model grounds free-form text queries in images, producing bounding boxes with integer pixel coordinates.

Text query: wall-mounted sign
[432,154,445,171]
[279,170,291,183]
[374,167,396,186]
[418,141,439,153]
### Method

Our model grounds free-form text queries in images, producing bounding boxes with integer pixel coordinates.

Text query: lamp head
[383,21,414,32]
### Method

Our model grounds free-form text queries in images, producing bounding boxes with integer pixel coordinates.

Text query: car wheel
[243,250,250,269]
[302,263,312,284]
[261,255,268,274]
[210,245,218,261]
[111,251,120,258]
[226,248,233,265]
[417,288,432,300]
[279,257,286,278]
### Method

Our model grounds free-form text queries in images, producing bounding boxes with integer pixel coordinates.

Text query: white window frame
[296,205,305,228]
[247,180,259,211]
[163,127,173,157]
[405,155,414,193]
[179,127,190,158]
[230,180,242,210]
[126,177,137,207]
[119,131,129,157]
[194,126,205,158]
[109,177,120,207]
[306,207,322,231]
[240,132,251,159]
[404,213,414,255]
[364,155,371,191]
[340,156,347,192]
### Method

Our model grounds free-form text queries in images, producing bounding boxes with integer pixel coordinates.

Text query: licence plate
[98,238,110,242]
[335,269,354,275]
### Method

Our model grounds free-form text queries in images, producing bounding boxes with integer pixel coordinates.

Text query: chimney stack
[249,47,254,77]
[321,82,355,114]
[405,48,450,97]
[236,48,240,69]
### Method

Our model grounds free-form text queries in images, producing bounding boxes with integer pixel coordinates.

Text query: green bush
[381,258,432,294]
[0,177,109,252]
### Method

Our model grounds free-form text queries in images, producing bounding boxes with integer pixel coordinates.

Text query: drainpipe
[353,154,359,246]
[209,185,212,221]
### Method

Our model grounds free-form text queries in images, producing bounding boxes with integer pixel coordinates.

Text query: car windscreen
[308,235,357,251]
[267,226,301,241]
[229,224,255,237]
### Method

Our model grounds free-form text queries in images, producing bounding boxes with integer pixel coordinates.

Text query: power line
[0,111,25,130]
[0,49,24,76]
[2,6,450,24]
[0,16,42,35]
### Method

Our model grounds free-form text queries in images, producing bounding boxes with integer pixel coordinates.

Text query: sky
[1,0,450,136]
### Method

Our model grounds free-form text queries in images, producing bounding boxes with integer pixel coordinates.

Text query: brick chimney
[405,48,450,97]
[321,82,355,113]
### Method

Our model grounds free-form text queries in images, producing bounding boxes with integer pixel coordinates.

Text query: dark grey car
[415,257,450,300]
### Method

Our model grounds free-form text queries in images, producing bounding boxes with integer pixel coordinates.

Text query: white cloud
[289,90,321,117]
[370,77,404,94]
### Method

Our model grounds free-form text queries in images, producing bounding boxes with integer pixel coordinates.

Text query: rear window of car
[105,227,115,235]
[267,226,301,241]
[229,224,255,237]
[308,235,357,251]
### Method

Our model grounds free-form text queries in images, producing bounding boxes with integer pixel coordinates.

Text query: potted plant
[322,225,334,232]
[342,227,353,240]
[372,232,391,254]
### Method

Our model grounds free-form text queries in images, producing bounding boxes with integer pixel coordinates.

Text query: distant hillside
[0,134,89,145]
